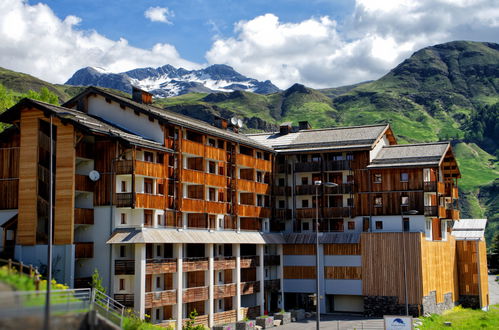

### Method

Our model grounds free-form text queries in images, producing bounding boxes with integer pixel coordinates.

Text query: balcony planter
[236,319,255,330]
[289,309,305,321]
[255,316,274,329]
[213,323,236,330]
[273,311,291,325]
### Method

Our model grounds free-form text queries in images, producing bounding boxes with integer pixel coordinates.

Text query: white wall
[370,135,388,161]
[369,215,426,232]
[114,274,135,294]
[88,95,164,143]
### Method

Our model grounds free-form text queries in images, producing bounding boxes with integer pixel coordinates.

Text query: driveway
[278,314,386,330]
[489,275,499,305]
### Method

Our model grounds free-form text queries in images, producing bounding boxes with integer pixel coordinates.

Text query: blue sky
[2,0,499,88]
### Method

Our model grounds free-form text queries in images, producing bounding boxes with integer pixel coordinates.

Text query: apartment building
[0,87,489,328]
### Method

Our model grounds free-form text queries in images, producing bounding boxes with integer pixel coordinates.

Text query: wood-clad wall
[54,120,75,245]
[283,266,316,279]
[93,140,116,206]
[478,240,489,307]
[456,240,489,307]
[323,243,360,255]
[325,266,361,280]
[421,235,458,304]
[17,110,41,245]
[283,244,316,255]
[355,192,424,216]
[361,232,423,304]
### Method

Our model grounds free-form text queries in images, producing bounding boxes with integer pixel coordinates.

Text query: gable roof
[367,142,451,168]
[0,98,170,152]
[63,86,274,152]
[247,124,393,153]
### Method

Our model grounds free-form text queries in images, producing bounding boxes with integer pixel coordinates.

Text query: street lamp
[401,209,418,316]
[313,180,338,330]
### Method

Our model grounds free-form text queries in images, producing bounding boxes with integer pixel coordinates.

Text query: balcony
[294,162,321,172]
[238,205,270,218]
[181,198,205,212]
[114,192,133,207]
[205,173,226,187]
[296,208,316,219]
[424,206,438,216]
[182,139,204,157]
[183,286,209,303]
[214,257,236,270]
[324,183,353,195]
[206,201,228,214]
[146,258,177,274]
[438,206,447,218]
[423,181,437,192]
[324,160,351,171]
[295,185,316,195]
[135,160,164,178]
[240,256,259,268]
[274,209,291,220]
[237,180,270,194]
[181,169,205,184]
[241,281,260,295]
[446,209,460,220]
[115,260,135,275]
[451,187,459,199]
[437,182,445,194]
[214,283,237,299]
[240,218,262,231]
[75,174,93,192]
[323,207,351,218]
[145,290,177,308]
[74,208,94,225]
[265,279,280,291]
[75,242,93,259]
[236,154,272,171]
[183,257,209,272]
[114,294,134,307]
[264,255,280,266]
[213,310,237,326]
[205,145,227,162]
[115,160,133,174]
[136,193,165,209]
[274,186,290,195]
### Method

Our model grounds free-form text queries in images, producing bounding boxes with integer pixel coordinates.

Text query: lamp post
[401,209,418,316]
[314,180,338,330]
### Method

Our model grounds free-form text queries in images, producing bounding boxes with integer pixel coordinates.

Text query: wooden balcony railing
[424,206,438,216]
[145,290,177,308]
[74,208,94,225]
[136,193,165,209]
[181,198,205,212]
[264,255,280,266]
[135,160,164,178]
[324,183,354,195]
[274,209,291,220]
[295,185,317,195]
[240,218,261,231]
[323,207,351,218]
[324,160,351,171]
[452,187,459,199]
[0,180,18,209]
[264,279,280,291]
[423,181,437,192]
[295,162,321,172]
[206,173,226,187]
[181,169,205,184]
[274,186,290,195]
[214,257,236,270]
[437,182,445,195]
[75,242,93,259]
[214,283,237,299]
[240,281,260,295]
[183,257,209,272]
[75,174,93,192]
[276,164,287,173]
[114,294,134,307]
[240,256,259,268]
[446,209,459,220]
[115,259,135,275]
[182,140,205,157]
[237,180,270,194]
[205,145,227,162]
[182,315,208,327]
[213,310,237,326]
[182,286,209,303]
[75,142,94,159]
[114,192,134,207]
[236,154,272,171]
[238,205,270,218]
[115,160,133,174]
[296,208,316,219]
[146,258,177,274]
[206,201,228,214]
[438,206,447,218]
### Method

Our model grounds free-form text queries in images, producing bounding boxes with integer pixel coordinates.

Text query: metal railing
[93,289,125,328]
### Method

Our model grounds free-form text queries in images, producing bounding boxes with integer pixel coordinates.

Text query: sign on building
[384,315,413,330]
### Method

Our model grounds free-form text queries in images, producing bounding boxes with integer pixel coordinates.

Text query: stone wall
[363,296,420,317]
[421,291,455,315]
[458,295,480,309]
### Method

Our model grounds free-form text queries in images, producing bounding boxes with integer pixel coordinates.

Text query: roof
[0,98,171,152]
[106,228,286,244]
[368,142,450,169]
[247,124,391,153]
[452,219,487,240]
[63,86,274,152]
[283,233,360,244]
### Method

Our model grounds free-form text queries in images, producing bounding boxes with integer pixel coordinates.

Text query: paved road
[277,315,386,330]
[489,275,499,305]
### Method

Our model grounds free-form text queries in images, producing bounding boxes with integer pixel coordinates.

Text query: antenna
[237,119,243,128]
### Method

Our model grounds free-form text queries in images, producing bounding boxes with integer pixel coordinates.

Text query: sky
[0,0,498,89]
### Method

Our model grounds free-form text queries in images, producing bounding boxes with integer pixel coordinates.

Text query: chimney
[132,86,153,105]
[298,121,312,130]
[279,122,292,135]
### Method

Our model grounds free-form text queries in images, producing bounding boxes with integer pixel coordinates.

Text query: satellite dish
[230,117,238,126]
[237,119,243,128]
[88,170,100,182]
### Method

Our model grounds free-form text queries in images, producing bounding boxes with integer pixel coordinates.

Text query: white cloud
[144,6,174,24]
[0,0,197,83]
[206,0,499,89]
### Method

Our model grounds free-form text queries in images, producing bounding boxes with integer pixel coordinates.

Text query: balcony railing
[238,205,271,218]
[145,289,177,308]
[136,193,165,209]
[323,207,351,218]
[324,160,351,171]
[74,208,94,225]
[294,162,321,172]
[214,283,237,299]
[264,279,280,291]
[183,257,209,272]
[296,208,316,219]
[295,185,317,195]
[274,186,290,195]
[446,209,460,220]
[264,255,280,266]
[75,242,93,259]
[240,256,259,268]
[114,192,134,207]
[424,206,438,216]
[324,183,353,194]
[274,209,291,220]
[115,260,135,275]
[214,257,236,270]
[114,294,134,307]
[437,182,445,194]
[423,181,437,192]
[183,286,209,303]
[115,160,133,174]
[146,258,177,274]
[241,281,260,295]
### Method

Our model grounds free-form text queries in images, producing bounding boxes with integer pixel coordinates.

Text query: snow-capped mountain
[65,64,280,97]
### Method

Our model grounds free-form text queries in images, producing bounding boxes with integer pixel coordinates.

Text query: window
[208,138,216,147]
[375,221,383,230]
[311,154,321,162]
[218,272,222,282]
[278,200,285,209]
[158,214,164,226]
[156,309,160,320]
[348,221,355,230]
[265,268,269,277]
[302,222,310,231]
[144,151,154,162]
[302,200,309,208]
[156,245,161,257]
[257,195,264,207]
[403,217,410,232]
[374,174,382,183]
[400,172,409,182]
[121,181,127,192]
[301,177,309,185]
[144,179,153,194]
[168,155,175,167]
[208,188,216,201]
[256,151,263,159]
[256,171,263,183]
[347,198,354,207]
[208,161,216,174]
[156,276,161,288]
[144,210,153,227]
[374,196,383,207]
[157,183,164,195]
[157,154,164,164]
[401,196,409,206]
[217,140,225,149]
[218,300,223,310]
[278,178,285,186]
[120,213,126,225]
[119,279,125,291]
[120,246,126,258]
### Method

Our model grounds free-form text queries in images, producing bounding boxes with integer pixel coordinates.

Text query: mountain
[65,64,280,97]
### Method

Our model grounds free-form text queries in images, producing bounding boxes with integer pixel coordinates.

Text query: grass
[418,305,499,329]
[453,143,498,192]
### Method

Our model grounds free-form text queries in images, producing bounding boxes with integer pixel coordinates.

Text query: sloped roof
[63,86,273,152]
[0,98,170,152]
[368,142,450,168]
[452,219,487,240]
[283,232,360,244]
[247,124,390,152]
